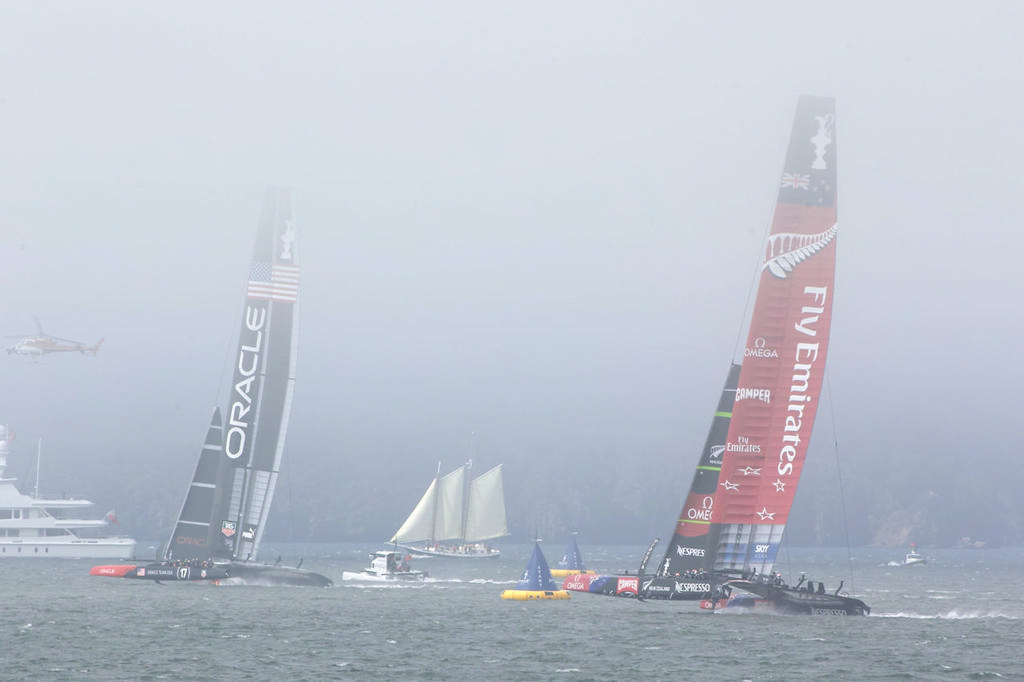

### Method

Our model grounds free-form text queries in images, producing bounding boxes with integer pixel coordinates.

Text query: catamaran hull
[718,580,870,616]
[90,563,230,581]
[562,573,637,597]
[562,573,721,600]
[223,563,333,587]
[90,562,332,587]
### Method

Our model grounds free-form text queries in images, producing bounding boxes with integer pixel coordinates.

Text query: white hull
[1,426,137,560]
[0,537,136,559]
[399,543,500,559]
[344,549,428,581]
[341,570,426,582]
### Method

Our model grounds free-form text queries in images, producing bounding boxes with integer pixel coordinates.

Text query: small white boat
[888,544,927,567]
[342,550,427,582]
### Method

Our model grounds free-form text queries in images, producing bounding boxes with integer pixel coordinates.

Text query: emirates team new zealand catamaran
[91,188,331,587]
[564,96,868,615]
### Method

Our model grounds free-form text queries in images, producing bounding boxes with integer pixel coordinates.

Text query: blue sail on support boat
[550,534,594,578]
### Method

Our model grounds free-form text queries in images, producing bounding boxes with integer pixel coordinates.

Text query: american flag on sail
[247,262,300,302]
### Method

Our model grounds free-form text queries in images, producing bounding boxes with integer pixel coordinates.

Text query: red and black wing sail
[709,96,838,575]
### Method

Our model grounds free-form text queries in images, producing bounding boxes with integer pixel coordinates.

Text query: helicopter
[6,317,104,358]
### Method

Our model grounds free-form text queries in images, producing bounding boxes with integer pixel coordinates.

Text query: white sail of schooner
[390,461,507,558]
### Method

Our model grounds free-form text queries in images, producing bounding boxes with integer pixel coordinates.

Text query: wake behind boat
[564,96,868,614]
[390,461,507,559]
[341,550,427,582]
[90,189,330,587]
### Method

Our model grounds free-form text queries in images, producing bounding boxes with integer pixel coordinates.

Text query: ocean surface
[2,543,1022,681]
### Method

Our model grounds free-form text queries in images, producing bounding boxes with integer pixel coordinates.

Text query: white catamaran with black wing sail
[563,96,868,615]
[91,188,331,586]
[390,461,507,558]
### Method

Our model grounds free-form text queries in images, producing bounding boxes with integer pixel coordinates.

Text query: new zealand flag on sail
[777,96,836,208]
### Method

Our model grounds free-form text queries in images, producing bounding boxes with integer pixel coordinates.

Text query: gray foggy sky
[1,2,1022,538]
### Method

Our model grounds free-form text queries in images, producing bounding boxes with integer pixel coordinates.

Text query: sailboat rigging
[390,460,507,558]
[90,188,330,586]
[563,96,868,615]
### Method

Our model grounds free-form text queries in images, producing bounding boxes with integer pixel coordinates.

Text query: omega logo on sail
[686,496,714,521]
[225,305,267,460]
[777,286,827,476]
[744,337,779,359]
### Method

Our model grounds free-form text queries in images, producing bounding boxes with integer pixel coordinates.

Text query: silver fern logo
[762,223,838,279]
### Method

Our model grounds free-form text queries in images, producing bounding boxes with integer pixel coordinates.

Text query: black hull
[725,580,870,616]
[563,573,868,614]
[91,562,332,586]
[563,573,723,600]
[223,563,333,587]
[639,576,715,600]
[90,562,230,581]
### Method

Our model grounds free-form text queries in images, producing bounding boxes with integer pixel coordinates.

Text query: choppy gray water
[2,544,1022,681]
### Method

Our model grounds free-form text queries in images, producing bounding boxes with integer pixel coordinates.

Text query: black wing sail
[165,409,225,562]
[91,189,332,586]
[655,363,741,577]
[221,188,300,562]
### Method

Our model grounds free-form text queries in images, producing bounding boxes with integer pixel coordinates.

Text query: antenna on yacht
[34,438,41,499]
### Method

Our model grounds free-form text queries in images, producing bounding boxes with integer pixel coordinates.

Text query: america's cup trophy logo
[811,113,834,170]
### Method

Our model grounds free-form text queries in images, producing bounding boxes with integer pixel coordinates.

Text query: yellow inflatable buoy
[503,541,570,600]
[549,569,595,578]
[501,589,570,600]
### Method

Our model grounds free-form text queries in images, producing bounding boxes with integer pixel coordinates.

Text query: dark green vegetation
[67,427,1021,551]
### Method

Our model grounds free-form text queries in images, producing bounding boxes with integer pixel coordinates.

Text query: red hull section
[90,565,138,578]
[562,573,598,592]
[562,573,639,597]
